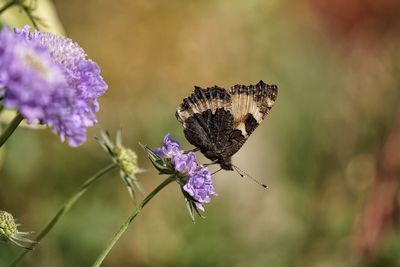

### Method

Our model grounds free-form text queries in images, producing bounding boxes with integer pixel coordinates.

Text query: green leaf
[120,172,136,203]
[116,130,122,146]
[180,188,205,221]
[139,143,174,174]
[184,197,195,222]
[131,175,145,196]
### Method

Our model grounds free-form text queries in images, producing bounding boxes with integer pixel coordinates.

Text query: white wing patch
[228,81,277,134]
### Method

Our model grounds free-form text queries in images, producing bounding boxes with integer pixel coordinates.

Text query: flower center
[23,52,49,78]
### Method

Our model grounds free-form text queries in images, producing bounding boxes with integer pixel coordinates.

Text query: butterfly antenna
[232,164,269,189]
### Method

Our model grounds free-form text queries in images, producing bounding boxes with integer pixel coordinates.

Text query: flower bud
[0,210,35,249]
[0,211,17,241]
[114,146,138,177]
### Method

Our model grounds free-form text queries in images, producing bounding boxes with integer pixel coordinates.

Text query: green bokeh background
[1,0,400,266]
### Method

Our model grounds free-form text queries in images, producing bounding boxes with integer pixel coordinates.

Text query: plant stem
[0,0,16,15]
[20,4,39,29]
[8,163,118,267]
[92,175,177,267]
[0,113,23,148]
[0,0,40,29]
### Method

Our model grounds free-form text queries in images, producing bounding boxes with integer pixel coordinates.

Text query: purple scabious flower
[183,165,217,212]
[173,152,197,173]
[0,27,67,123]
[154,133,181,158]
[154,134,217,211]
[0,26,108,146]
[16,26,107,110]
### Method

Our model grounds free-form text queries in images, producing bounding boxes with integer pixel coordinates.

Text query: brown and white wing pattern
[229,80,278,138]
[175,86,234,165]
[175,81,278,170]
[176,85,231,124]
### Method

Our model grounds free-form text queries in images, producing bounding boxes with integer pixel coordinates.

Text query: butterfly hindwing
[176,86,234,164]
[182,108,234,162]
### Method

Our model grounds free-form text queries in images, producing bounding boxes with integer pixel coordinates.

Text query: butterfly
[175,80,278,171]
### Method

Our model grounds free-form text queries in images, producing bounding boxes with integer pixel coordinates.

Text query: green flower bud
[0,210,35,249]
[0,211,17,241]
[97,130,145,202]
[114,146,138,176]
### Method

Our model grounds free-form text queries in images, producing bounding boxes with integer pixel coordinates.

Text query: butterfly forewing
[229,81,278,137]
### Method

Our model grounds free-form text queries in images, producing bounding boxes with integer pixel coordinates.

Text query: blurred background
[1,0,400,266]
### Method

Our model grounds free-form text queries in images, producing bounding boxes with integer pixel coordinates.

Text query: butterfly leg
[183,147,200,153]
[204,161,218,167]
[211,168,223,175]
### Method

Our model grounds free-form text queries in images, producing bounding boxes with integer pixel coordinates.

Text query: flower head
[0,26,108,146]
[149,134,217,216]
[0,27,67,122]
[154,133,181,158]
[173,152,197,173]
[183,165,217,211]
[0,211,17,241]
[97,130,144,202]
[0,210,35,249]
[114,146,139,177]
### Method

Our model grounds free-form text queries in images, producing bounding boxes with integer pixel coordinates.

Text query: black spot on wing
[244,113,259,135]
[229,129,245,142]
[219,114,259,160]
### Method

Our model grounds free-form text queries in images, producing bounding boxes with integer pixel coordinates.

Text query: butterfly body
[176,81,278,170]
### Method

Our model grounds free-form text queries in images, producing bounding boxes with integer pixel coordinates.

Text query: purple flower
[0,27,67,122]
[183,165,217,211]
[154,134,217,211]
[154,133,181,158]
[173,152,197,173]
[0,26,108,146]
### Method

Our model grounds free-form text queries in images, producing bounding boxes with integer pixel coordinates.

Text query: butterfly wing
[176,81,278,170]
[221,80,278,158]
[175,86,234,164]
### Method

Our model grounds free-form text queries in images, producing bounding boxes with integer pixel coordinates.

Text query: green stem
[0,0,40,29]
[0,113,23,148]
[20,4,39,30]
[92,175,177,267]
[0,0,16,15]
[8,163,118,267]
